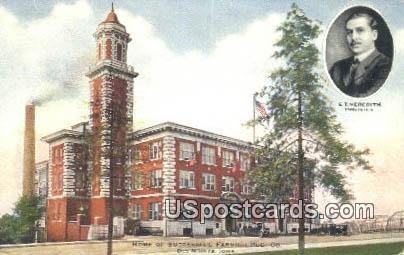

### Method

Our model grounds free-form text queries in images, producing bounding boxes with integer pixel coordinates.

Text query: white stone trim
[131,193,164,199]
[63,142,76,197]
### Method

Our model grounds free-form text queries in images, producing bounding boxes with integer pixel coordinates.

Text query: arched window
[98,43,101,60]
[117,43,122,61]
[106,39,112,59]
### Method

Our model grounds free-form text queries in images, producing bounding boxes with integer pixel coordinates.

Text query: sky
[0,0,403,218]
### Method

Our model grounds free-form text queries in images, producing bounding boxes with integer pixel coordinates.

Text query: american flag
[255,99,268,117]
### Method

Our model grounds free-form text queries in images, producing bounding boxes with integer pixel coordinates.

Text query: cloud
[120,10,284,138]
[0,0,94,213]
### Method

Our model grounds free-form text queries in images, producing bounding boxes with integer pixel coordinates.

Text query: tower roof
[103,3,121,25]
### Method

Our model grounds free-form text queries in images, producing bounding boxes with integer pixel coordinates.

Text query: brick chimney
[23,104,35,196]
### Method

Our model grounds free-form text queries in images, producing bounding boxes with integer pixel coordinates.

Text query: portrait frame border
[323,3,394,99]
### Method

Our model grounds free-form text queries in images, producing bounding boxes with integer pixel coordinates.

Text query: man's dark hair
[347,12,378,30]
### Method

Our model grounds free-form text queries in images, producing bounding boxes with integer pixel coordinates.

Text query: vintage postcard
[0,1,403,254]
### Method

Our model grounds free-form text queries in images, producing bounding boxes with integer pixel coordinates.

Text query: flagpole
[253,93,257,143]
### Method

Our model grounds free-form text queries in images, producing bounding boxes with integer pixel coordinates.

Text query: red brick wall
[51,144,64,196]
[110,77,128,197]
[90,197,128,225]
[129,196,164,221]
[91,77,102,196]
[131,139,163,197]
[47,198,67,242]
[66,223,90,241]
[47,198,90,241]
[80,226,90,240]
[174,138,245,197]
[130,137,252,204]
[66,222,80,241]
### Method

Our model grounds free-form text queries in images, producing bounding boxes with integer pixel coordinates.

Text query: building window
[179,142,195,160]
[222,150,234,167]
[132,171,143,190]
[131,204,142,220]
[53,172,63,192]
[52,146,63,163]
[242,180,253,194]
[75,172,86,190]
[202,146,216,165]
[240,154,251,171]
[98,43,101,60]
[150,169,162,188]
[130,147,142,163]
[106,39,112,59]
[179,170,195,188]
[222,176,234,192]
[149,141,162,160]
[117,43,122,61]
[202,173,216,191]
[148,202,161,220]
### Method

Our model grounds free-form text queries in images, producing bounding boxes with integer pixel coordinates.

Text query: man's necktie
[348,59,360,86]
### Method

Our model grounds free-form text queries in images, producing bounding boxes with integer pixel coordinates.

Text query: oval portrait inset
[326,6,393,98]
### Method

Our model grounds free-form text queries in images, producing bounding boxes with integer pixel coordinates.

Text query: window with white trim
[131,204,142,220]
[240,154,251,171]
[222,150,235,167]
[149,141,162,160]
[222,176,234,192]
[148,202,161,220]
[130,147,142,163]
[179,170,195,188]
[202,146,216,165]
[242,180,253,194]
[179,142,195,160]
[150,169,162,188]
[202,173,216,191]
[132,171,143,190]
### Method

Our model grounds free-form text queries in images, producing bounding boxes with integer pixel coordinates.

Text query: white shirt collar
[354,47,376,62]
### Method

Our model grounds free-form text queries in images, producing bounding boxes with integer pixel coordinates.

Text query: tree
[0,195,43,244]
[248,4,372,254]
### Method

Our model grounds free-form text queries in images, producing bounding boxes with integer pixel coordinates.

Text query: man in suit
[329,12,392,97]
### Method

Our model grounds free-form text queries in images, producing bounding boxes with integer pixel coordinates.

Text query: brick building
[36,7,313,242]
[36,7,258,241]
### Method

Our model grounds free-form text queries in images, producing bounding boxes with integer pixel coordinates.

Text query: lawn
[247,242,404,255]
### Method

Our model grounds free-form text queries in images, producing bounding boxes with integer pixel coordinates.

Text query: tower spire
[111,1,114,12]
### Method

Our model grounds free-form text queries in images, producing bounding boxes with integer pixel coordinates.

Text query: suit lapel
[353,50,381,82]
[342,57,354,87]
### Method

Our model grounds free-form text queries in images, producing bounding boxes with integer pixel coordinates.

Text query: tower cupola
[92,4,131,64]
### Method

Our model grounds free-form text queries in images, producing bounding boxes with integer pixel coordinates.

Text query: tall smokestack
[23,104,35,196]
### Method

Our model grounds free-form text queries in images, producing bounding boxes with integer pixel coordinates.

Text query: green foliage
[249,4,371,203]
[0,195,43,244]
